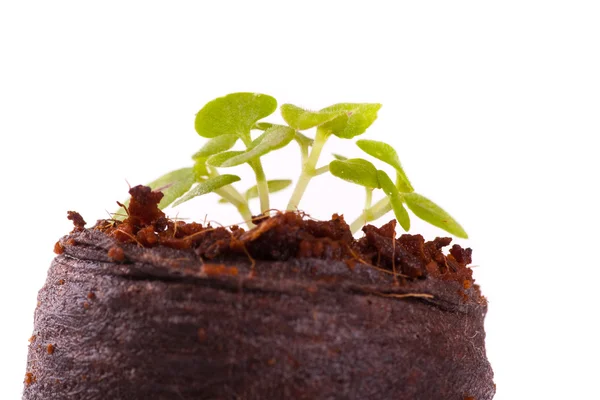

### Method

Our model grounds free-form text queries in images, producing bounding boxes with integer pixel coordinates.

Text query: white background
[1,1,599,399]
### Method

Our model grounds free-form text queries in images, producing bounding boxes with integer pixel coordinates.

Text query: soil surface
[84,185,480,294]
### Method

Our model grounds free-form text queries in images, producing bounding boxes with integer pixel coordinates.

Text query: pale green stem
[287,128,329,210]
[300,144,308,165]
[241,136,270,214]
[208,167,247,205]
[349,197,392,234]
[365,188,373,211]
[250,161,270,213]
[214,188,255,227]
[313,165,329,176]
[201,170,254,227]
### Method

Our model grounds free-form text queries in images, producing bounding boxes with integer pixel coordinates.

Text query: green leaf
[245,179,292,200]
[254,122,273,131]
[212,125,296,167]
[172,174,241,207]
[281,104,342,130]
[193,158,209,179]
[206,151,245,167]
[376,170,410,231]
[294,131,314,147]
[149,168,197,208]
[329,158,380,189]
[332,153,348,161]
[319,103,382,139]
[195,93,277,140]
[192,135,238,158]
[356,139,413,192]
[403,193,468,238]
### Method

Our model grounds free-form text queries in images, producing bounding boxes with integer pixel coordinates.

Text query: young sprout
[282,103,382,211]
[117,92,467,239]
[195,93,282,213]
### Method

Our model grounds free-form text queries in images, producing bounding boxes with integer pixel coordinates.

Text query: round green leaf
[281,104,342,130]
[192,135,238,159]
[329,158,380,189]
[319,103,382,139]
[356,139,413,192]
[403,193,468,238]
[376,170,410,231]
[215,125,296,167]
[172,174,241,207]
[195,93,277,140]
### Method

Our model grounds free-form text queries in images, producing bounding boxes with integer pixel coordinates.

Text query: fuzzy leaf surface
[215,125,296,167]
[195,93,277,140]
[172,174,241,207]
[403,193,468,238]
[377,170,410,231]
[329,158,380,189]
[319,103,382,139]
[206,151,245,167]
[281,104,342,130]
[193,135,238,158]
[356,139,413,192]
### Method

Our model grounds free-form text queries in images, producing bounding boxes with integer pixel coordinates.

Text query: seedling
[117,92,467,238]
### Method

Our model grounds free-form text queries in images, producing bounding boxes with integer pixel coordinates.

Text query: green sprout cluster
[118,92,467,238]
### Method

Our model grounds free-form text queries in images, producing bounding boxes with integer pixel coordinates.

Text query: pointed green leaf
[329,158,380,189]
[281,104,342,130]
[245,179,292,200]
[332,153,348,161]
[149,168,197,209]
[294,131,314,147]
[193,158,209,179]
[377,170,410,231]
[254,122,273,131]
[192,135,238,159]
[172,174,241,207]
[356,139,413,192]
[195,93,277,140]
[214,125,296,167]
[403,193,468,238]
[206,151,245,167]
[319,103,382,139]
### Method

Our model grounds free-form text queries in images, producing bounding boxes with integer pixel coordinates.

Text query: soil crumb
[67,211,86,232]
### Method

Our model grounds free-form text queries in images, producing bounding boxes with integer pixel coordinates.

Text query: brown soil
[83,185,478,293]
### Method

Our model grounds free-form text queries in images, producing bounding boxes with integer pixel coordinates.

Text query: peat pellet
[23,229,495,400]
